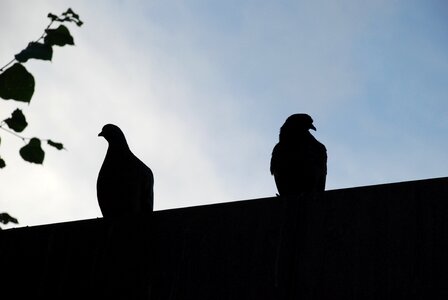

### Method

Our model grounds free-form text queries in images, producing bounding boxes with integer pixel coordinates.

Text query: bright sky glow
[1,0,447,228]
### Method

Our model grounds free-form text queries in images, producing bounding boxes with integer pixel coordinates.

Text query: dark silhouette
[97,124,154,218]
[2,178,448,299]
[270,114,327,196]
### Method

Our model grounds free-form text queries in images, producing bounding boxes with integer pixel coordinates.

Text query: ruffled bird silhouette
[97,124,154,218]
[270,114,327,196]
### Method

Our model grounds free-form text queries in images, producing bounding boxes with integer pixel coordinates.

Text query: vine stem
[36,20,54,43]
[0,58,16,72]
[0,19,54,73]
[0,124,61,148]
[0,124,28,143]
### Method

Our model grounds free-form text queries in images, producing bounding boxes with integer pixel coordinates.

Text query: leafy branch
[0,8,82,168]
[0,8,82,72]
[0,118,64,166]
[0,8,82,228]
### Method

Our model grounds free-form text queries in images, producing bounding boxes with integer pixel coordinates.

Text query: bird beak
[310,124,316,131]
[98,131,103,137]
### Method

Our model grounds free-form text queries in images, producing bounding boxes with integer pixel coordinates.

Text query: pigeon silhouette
[97,124,154,218]
[270,114,327,196]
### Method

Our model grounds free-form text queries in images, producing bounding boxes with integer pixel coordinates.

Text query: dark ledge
[1,177,448,299]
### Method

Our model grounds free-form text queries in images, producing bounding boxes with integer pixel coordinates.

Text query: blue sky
[1,0,447,228]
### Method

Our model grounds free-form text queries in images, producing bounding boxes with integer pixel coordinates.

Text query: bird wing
[131,154,154,213]
[271,135,327,195]
[311,138,327,190]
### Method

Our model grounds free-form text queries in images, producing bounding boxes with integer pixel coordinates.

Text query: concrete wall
[1,177,447,299]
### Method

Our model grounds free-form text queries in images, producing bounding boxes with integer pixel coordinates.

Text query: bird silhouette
[97,124,154,218]
[270,114,327,196]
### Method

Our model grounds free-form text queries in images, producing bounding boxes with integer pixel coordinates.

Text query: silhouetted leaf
[47,140,64,150]
[15,42,53,63]
[0,63,35,102]
[44,25,74,46]
[64,8,79,19]
[0,213,18,225]
[20,138,44,164]
[47,13,58,21]
[4,109,28,133]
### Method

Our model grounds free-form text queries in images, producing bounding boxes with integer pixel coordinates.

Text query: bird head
[98,124,128,147]
[279,113,316,141]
